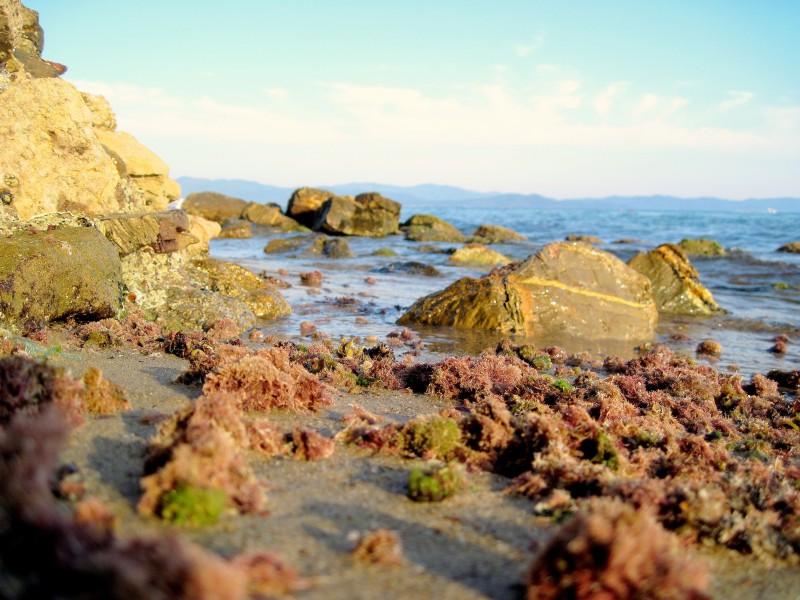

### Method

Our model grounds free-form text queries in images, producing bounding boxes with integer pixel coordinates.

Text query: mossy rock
[0,226,123,334]
[371,247,398,257]
[679,238,725,256]
[263,236,311,254]
[407,462,463,502]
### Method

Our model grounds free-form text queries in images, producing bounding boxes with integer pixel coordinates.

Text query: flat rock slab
[400,241,657,342]
[0,226,122,333]
[96,210,194,256]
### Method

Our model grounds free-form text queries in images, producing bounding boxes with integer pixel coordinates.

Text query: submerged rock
[377,262,441,277]
[313,192,401,237]
[449,243,511,266]
[399,241,657,341]
[470,224,527,244]
[402,214,466,243]
[565,234,603,244]
[679,237,726,256]
[0,225,123,333]
[628,244,721,315]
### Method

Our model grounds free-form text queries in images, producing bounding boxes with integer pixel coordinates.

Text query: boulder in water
[402,214,466,243]
[628,244,721,316]
[449,243,511,267]
[183,192,249,223]
[286,187,336,228]
[399,241,657,341]
[314,192,401,237]
[678,238,725,256]
[470,224,527,244]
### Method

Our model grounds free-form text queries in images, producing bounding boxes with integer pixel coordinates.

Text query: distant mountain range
[176,177,800,213]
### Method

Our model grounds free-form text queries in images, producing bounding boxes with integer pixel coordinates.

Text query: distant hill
[176,177,800,212]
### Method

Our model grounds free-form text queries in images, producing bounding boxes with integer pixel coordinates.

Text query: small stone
[300,321,317,336]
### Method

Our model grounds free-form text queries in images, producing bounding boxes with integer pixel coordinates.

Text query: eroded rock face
[314,192,401,237]
[0,77,124,220]
[0,225,123,333]
[402,214,466,243]
[399,242,658,342]
[628,244,721,316]
[94,130,180,211]
[0,1,60,78]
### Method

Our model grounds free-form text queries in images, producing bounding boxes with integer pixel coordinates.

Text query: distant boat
[767,207,778,214]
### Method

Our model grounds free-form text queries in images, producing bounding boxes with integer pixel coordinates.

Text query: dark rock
[314,192,401,237]
[628,244,721,315]
[263,236,311,254]
[399,241,657,341]
[377,262,441,277]
[565,234,603,244]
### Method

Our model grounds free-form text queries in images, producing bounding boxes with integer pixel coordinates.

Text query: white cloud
[536,64,560,74]
[718,90,755,111]
[68,79,183,108]
[264,87,289,99]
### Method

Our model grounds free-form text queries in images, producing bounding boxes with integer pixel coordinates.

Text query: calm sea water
[211,205,800,378]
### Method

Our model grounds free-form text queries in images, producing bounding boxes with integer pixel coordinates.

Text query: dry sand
[49,346,800,600]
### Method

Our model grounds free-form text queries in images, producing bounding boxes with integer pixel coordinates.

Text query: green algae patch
[399,415,462,460]
[160,484,229,526]
[407,462,463,502]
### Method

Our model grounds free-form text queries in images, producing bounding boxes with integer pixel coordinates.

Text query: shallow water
[211,207,800,378]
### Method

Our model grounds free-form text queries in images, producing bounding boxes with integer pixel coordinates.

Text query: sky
[25,0,800,199]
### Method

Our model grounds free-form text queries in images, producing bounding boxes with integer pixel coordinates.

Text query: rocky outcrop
[470,224,527,244]
[0,77,124,221]
[565,234,603,244]
[399,242,657,341]
[80,92,116,131]
[0,224,123,333]
[286,187,335,228]
[402,214,466,243]
[678,238,725,257]
[314,192,401,237]
[94,130,180,211]
[449,243,511,267]
[628,244,721,315]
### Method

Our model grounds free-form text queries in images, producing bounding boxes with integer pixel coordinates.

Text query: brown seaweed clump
[202,347,333,413]
[139,392,288,521]
[527,500,709,600]
[352,529,405,565]
[81,367,131,414]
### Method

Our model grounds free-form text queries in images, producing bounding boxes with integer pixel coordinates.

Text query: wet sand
[47,345,800,599]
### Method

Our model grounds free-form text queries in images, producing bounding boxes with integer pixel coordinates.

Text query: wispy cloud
[515,34,545,57]
[594,82,628,116]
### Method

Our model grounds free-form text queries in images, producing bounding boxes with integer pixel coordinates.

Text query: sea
[210,203,800,379]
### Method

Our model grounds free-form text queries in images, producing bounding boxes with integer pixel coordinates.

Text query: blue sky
[26,0,799,198]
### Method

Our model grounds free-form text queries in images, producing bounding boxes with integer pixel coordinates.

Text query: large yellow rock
[0,77,123,220]
[95,130,179,211]
[400,242,658,342]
